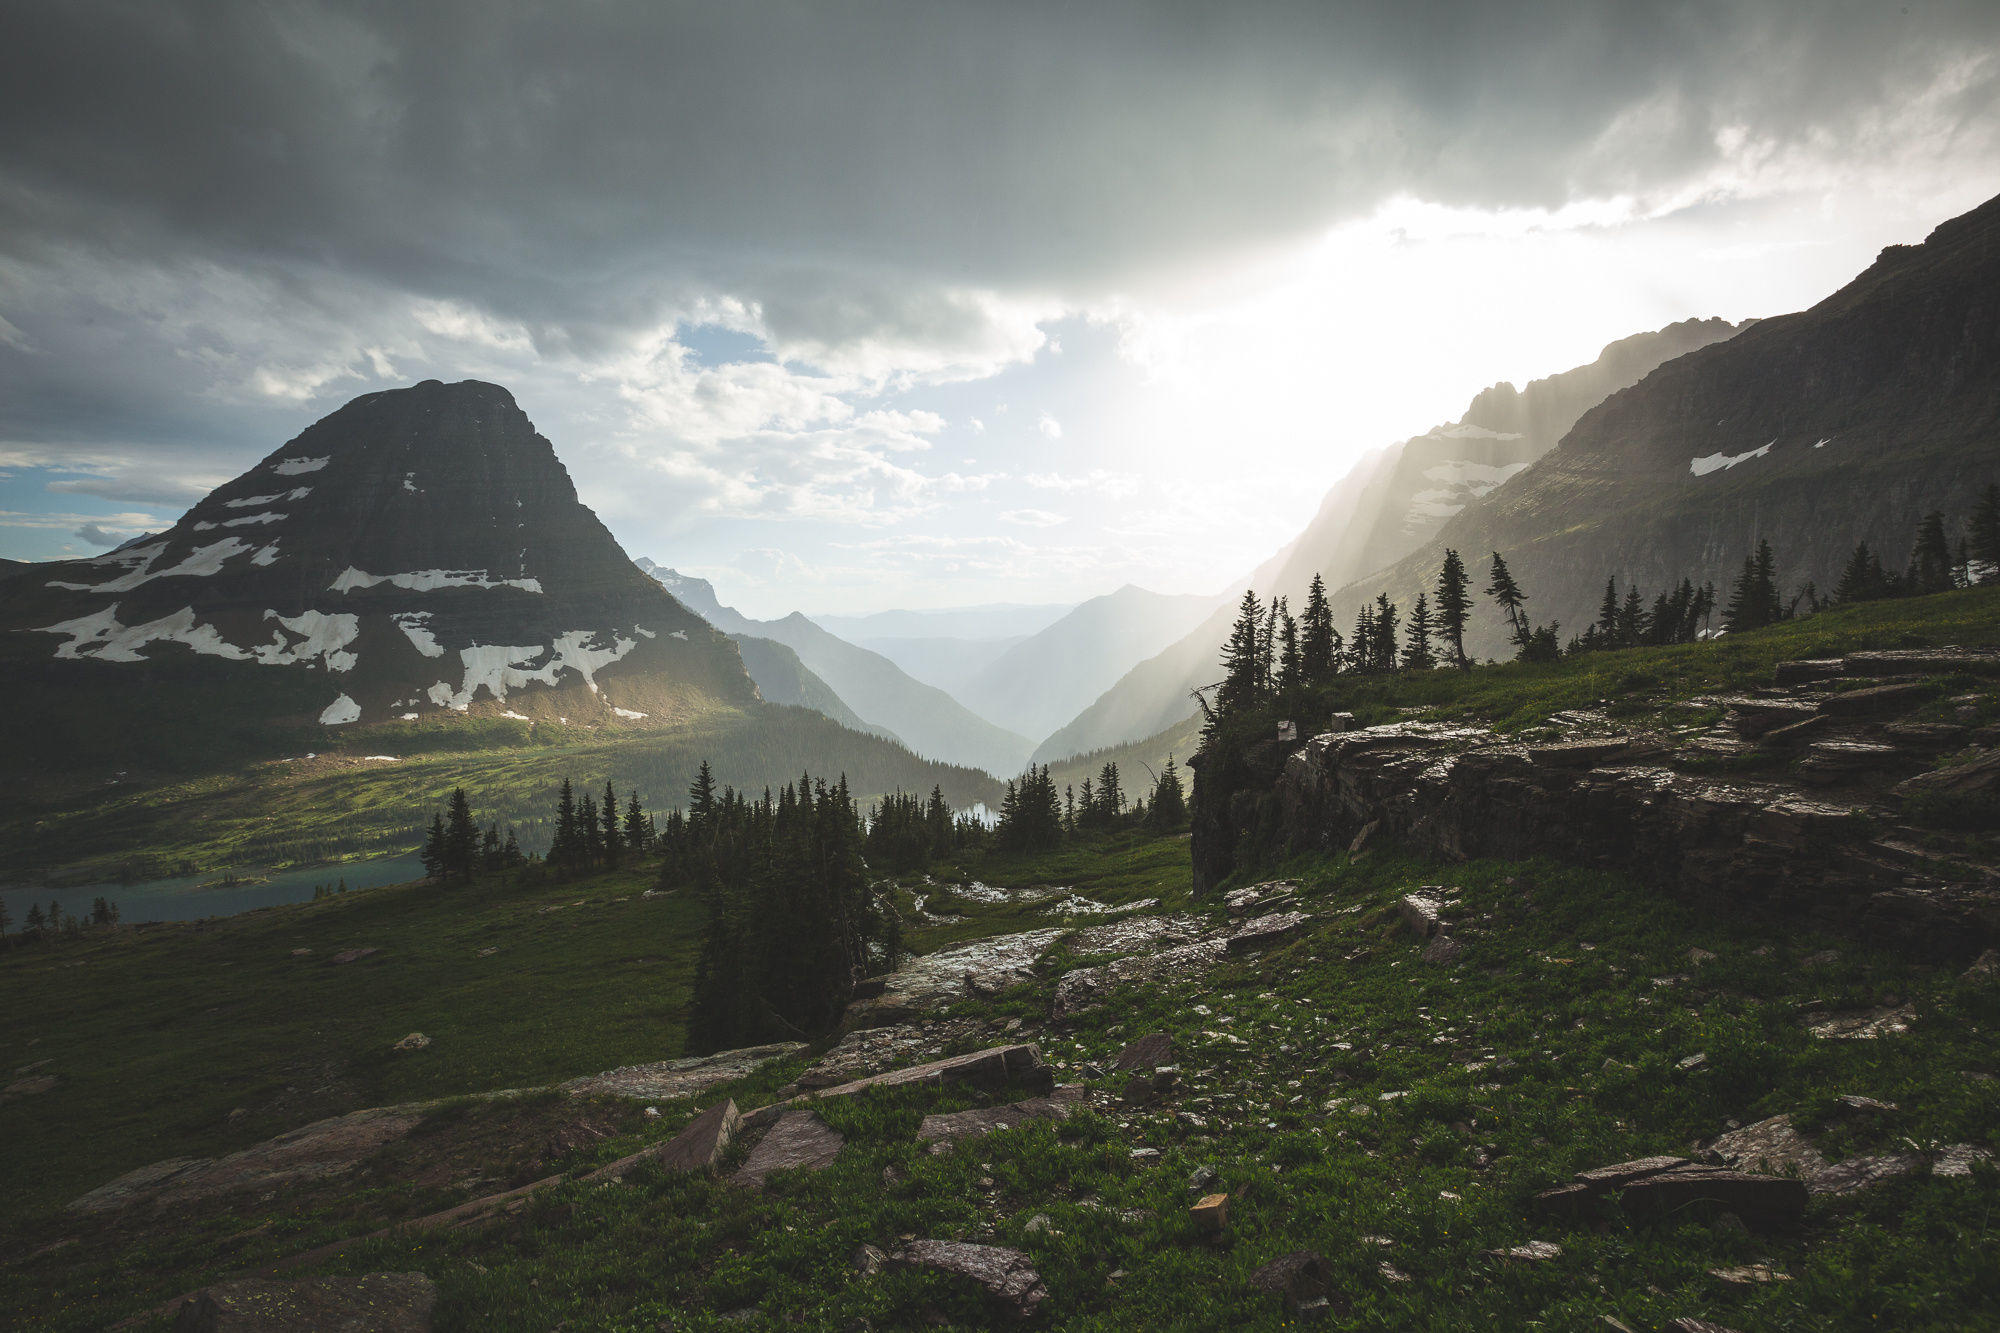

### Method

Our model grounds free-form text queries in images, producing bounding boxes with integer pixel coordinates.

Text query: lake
[1,854,428,926]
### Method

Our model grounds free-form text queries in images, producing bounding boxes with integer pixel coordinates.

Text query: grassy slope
[3,704,1004,884]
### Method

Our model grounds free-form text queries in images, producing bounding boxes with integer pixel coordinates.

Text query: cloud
[1023,469,1139,498]
[999,508,1067,528]
[74,522,125,545]
[1036,413,1063,439]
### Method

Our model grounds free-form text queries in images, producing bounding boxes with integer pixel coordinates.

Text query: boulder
[1396,893,1445,940]
[1708,1115,1827,1178]
[729,1110,844,1189]
[1111,1032,1174,1071]
[1536,1156,1806,1229]
[392,1033,430,1052]
[890,1240,1046,1319]
[1818,681,1934,716]
[1808,1004,1915,1040]
[1484,1241,1563,1262]
[1934,1143,1996,1176]
[1191,1192,1230,1235]
[1249,1249,1334,1314]
[1421,932,1464,966]
[587,1099,739,1181]
[174,1272,437,1331]
[1809,1153,1922,1196]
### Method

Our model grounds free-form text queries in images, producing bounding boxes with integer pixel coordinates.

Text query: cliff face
[1191,649,2000,958]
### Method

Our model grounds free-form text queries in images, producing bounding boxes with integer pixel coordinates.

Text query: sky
[2,2,1998,617]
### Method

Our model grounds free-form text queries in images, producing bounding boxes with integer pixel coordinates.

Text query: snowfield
[330,566,545,594]
[273,456,330,475]
[1690,441,1773,476]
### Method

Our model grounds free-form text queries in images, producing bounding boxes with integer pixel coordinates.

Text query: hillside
[638,564,1036,775]
[956,585,1220,742]
[1032,318,1746,765]
[1320,191,2000,657]
[0,381,757,777]
[3,590,1996,1330]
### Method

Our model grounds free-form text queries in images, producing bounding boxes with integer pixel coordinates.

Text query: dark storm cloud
[0,0,1996,477]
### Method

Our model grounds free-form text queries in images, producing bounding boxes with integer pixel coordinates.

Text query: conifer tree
[552,779,578,869]
[502,826,524,867]
[1300,573,1337,684]
[1147,756,1187,829]
[1401,592,1435,670]
[445,787,478,881]
[1096,762,1124,821]
[1617,586,1648,646]
[25,903,45,934]
[481,823,501,870]
[1834,542,1889,603]
[1908,510,1955,594]
[1350,603,1375,673]
[1217,589,1266,716]
[1595,577,1620,642]
[1971,482,2000,582]
[1435,549,1473,669]
[1485,552,1529,648]
[1275,600,1301,700]
[579,792,603,865]
[1372,594,1400,672]
[1258,597,1280,697]
[0,896,10,942]
[601,780,623,868]
[623,793,647,856]
[421,812,448,881]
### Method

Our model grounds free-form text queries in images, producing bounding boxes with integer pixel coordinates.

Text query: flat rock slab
[917,1090,1081,1155]
[1810,1153,1923,1196]
[729,1111,844,1188]
[327,948,379,965]
[1224,881,1299,915]
[174,1272,437,1331]
[1538,1157,1807,1229]
[878,929,1066,1011]
[1819,681,1934,715]
[891,1240,1047,1319]
[1111,1032,1174,1071]
[1227,911,1307,952]
[1,1074,58,1100]
[563,1042,803,1101]
[800,1019,984,1089]
[587,1100,739,1181]
[794,1044,1050,1105]
[1396,894,1445,940]
[1250,1249,1333,1312]
[1896,748,2000,797]
[70,1106,423,1214]
[1066,912,1208,956]
[1808,1004,1916,1040]
[1842,648,2000,677]
[1709,1115,1827,1178]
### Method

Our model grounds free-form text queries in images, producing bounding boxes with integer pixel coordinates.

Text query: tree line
[991,756,1187,853]
[1205,478,2000,732]
[1,895,120,945]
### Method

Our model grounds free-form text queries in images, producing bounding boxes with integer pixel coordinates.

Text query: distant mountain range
[1318,189,2000,656]
[1033,316,1748,763]
[635,561,1037,775]
[0,381,994,809]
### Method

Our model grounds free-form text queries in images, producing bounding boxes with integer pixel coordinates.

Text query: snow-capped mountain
[0,380,756,767]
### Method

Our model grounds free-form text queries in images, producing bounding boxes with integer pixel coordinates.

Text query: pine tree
[1723,541,1785,633]
[1617,586,1648,647]
[1372,595,1400,672]
[1349,604,1375,673]
[1485,552,1529,649]
[25,903,46,934]
[1300,573,1337,684]
[1401,592,1435,670]
[1908,510,1955,594]
[1971,482,2000,582]
[1275,599,1301,700]
[1435,549,1473,669]
[1147,756,1187,829]
[624,793,647,856]
[1096,762,1124,821]
[1217,589,1266,715]
[421,812,448,881]
[481,823,501,870]
[552,778,578,869]
[579,792,603,865]
[1834,541,1889,603]
[0,896,10,941]
[1754,539,1783,624]
[602,780,623,868]
[502,826,524,867]
[445,787,478,881]
[1595,577,1620,643]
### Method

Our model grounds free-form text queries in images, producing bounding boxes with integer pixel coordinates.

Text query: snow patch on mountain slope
[1434,423,1526,441]
[251,543,281,567]
[1404,459,1534,525]
[33,605,248,663]
[436,630,640,710]
[319,694,361,725]
[1690,441,1773,476]
[256,610,360,672]
[46,538,256,592]
[391,611,445,658]
[612,706,649,719]
[273,456,329,475]
[330,566,545,594]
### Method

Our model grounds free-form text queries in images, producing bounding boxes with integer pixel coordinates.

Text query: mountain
[1320,190,2000,656]
[631,559,888,739]
[636,563,1036,775]
[813,602,1073,641]
[1031,317,1748,764]
[953,584,1221,742]
[848,634,1026,700]
[0,380,761,772]
[0,557,30,582]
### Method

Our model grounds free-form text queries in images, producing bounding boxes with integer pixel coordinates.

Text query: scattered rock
[1537,1156,1807,1229]
[1421,932,1464,966]
[1052,937,1228,1018]
[327,947,379,965]
[1224,880,1300,915]
[890,1240,1046,1320]
[173,1272,437,1331]
[800,1020,983,1089]
[1,1074,58,1100]
[1191,1192,1230,1235]
[1188,1165,1219,1193]
[1708,1264,1791,1287]
[729,1111,844,1189]
[1667,1320,1744,1333]
[851,1242,886,1276]
[1708,1116,1826,1178]
[392,1033,430,1052]
[1808,1004,1916,1040]
[1250,1249,1335,1315]
[289,948,312,958]
[916,1091,1081,1156]
[1833,1094,1898,1116]
[588,1100,739,1181]
[777,1044,1052,1112]
[1377,1261,1411,1283]
[1485,1241,1563,1262]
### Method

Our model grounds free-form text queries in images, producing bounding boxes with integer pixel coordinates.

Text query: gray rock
[1809,1153,1922,1196]
[1708,1115,1827,1178]
[1250,1249,1334,1313]
[1111,1032,1174,1071]
[327,947,379,965]
[1227,911,1307,953]
[1808,1004,1916,1040]
[1396,893,1445,940]
[729,1111,844,1189]
[1421,932,1464,965]
[563,1042,803,1101]
[1934,1143,1996,1176]
[916,1090,1081,1155]
[174,1272,437,1331]
[587,1099,739,1181]
[1896,748,2000,798]
[891,1240,1047,1319]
